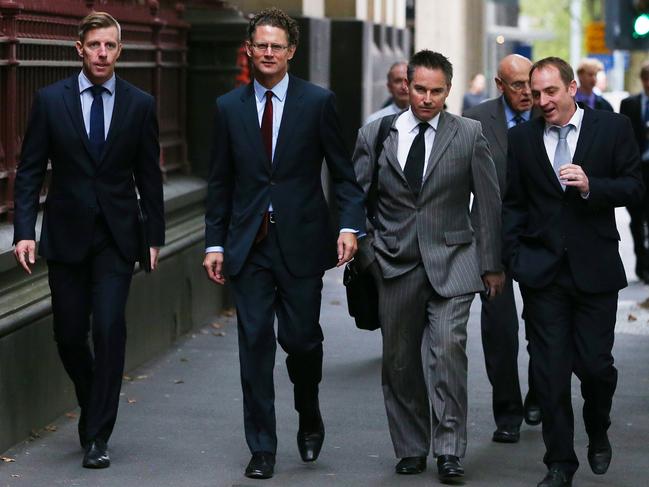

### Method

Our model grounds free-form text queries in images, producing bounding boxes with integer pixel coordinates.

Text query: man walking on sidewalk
[503,57,643,487]
[353,50,504,483]
[13,11,164,469]
[464,54,541,443]
[203,7,365,480]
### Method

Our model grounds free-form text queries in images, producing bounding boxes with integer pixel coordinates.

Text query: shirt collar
[254,73,289,103]
[404,107,440,134]
[544,104,584,135]
[502,96,531,123]
[78,70,115,95]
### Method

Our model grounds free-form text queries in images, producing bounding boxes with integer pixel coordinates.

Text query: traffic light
[606,0,649,50]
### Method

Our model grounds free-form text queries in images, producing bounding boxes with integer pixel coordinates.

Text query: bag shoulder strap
[367,113,397,220]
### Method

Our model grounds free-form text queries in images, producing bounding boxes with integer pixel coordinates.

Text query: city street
[0,209,648,487]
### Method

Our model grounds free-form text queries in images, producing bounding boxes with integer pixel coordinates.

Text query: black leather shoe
[537,467,572,486]
[395,456,426,474]
[82,439,110,469]
[297,416,325,462]
[587,434,612,475]
[492,425,520,443]
[524,392,542,426]
[245,452,275,479]
[437,455,464,483]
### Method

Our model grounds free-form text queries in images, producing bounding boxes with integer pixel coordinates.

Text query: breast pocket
[444,229,473,246]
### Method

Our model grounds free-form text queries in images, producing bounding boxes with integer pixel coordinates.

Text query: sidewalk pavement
[1,264,648,487]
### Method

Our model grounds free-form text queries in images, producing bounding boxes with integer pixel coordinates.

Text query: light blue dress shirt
[78,70,116,138]
[502,97,531,129]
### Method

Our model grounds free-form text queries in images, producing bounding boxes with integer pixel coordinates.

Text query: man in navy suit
[203,7,365,480]
[503,57,643,487]
[13,12,164,469]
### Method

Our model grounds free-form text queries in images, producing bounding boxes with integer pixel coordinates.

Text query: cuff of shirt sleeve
[339,228,359,234]
[206,246,224,253]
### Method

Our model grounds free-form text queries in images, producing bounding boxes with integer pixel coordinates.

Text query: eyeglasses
[250,43,289,53]
[497,78,531,92]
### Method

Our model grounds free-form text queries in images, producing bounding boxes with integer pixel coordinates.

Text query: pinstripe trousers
[371,261,474,459]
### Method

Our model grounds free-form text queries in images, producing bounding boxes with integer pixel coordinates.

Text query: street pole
[570,0,582,70]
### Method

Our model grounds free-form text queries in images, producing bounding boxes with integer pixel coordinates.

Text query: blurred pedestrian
[576,58,613,111]
[365,61,409,125]
[620,61,649,283]
[461,72,487,113]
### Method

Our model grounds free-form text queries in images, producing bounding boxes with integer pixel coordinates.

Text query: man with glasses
[464,54,540,444]
[203,7,364,480]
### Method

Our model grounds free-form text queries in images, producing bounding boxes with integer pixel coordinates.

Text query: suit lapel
[382,125,407,184]
[99,77,129,166]
[422,111,457,185]
[272,75,305,172]
[62,76,96,164]
[489,98,508,158]
[530,117,564,195]
[572,107,597,169]
[240,83,271,172]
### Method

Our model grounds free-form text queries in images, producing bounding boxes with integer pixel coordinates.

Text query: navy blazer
[502,107,644,293]
[13,75,165,263]
[205,75,365,278]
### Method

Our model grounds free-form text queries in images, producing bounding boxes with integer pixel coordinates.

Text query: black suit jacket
[205,75,365,278]
[502,107,644,293]
[13,75,165,262]
[620,93,646,154]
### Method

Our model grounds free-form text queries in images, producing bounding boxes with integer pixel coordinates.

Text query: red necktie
[255,91,274,244]
[261,90,273,162]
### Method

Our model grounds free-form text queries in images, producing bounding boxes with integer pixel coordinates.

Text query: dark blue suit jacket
[502,107,644,293]
[13,75,165,262]
[205,75,365,277]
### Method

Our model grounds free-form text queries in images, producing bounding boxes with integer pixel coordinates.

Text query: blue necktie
[89,85,106,159]
[552,125,573,190]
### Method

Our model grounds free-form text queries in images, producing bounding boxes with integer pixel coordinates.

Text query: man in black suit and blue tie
[202,7,365,480]
[13,12,164,469]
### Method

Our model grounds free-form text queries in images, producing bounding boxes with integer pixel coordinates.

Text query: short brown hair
[78,12,121,43]
[530,57,574,87]
[247,7,299,47]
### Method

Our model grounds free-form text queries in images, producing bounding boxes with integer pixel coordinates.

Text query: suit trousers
[372,262,474,459]
[520,262,617,474]
[229,222,325,454]
[480,273,526,428]
[47,215,134,444]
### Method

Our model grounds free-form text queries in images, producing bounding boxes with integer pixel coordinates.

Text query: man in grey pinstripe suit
[353,50,504,482]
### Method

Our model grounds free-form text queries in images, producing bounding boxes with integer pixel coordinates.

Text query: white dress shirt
[395,107,439,176]
[542,105,584,166]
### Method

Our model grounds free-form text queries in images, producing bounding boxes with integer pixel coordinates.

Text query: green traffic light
[634,13,649,37]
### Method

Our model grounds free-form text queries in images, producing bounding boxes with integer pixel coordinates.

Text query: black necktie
[261,90,273,162]
[404,122,429,195]
[89,85,106,159]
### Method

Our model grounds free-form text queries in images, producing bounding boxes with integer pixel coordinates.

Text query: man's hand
[559,164,589,194]
[203,251,226,284]
[337,232,358,267]
[149,247,160,271]
[482,271,505,299]
[14,240,36,275]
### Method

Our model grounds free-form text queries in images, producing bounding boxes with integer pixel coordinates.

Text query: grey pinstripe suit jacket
[353,110,502,298]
